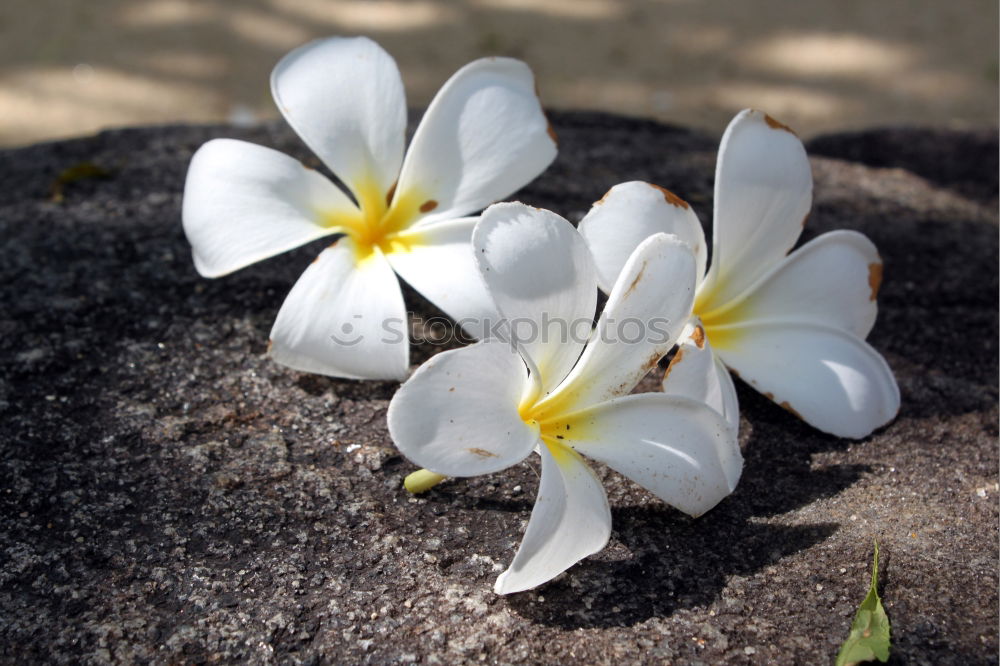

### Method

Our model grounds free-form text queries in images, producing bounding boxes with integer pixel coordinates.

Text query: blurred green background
[1,0,996,147]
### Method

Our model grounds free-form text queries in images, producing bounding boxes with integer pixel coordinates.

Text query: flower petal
[700,109,812,309]
[473,203,598,393]
[712,321,900,439]
[578,180,707,292]
[539,233,696,414]
[396,58,557,224]
[702,230,881,338]
[182,139,355,277]
[661,322,740,436]
[386,217,498,339]
[387,339,539,477]
[271,36,406,197]
[557,393,742,515]
[268,239,408,380]
[493,444,610,594]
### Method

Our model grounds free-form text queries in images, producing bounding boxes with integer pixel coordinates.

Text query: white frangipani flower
[579,109,900,439]
[388,202,742,594]
[182,36,557,380]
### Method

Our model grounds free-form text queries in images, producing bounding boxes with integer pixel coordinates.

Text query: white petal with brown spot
[183,36,556,379]
[582,108,900,439]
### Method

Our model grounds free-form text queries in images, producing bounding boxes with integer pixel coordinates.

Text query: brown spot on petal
[662,348,685,381]
[764,113,797,135]
[385,182,397,207]
[779,401,803,419]
[650,183,690,209]
[547,121,558,145]
[624,262,648,297]
[467,447,498,458]
[267,339,274,353]
[419,199,438,213]
[643,349,665,374]
[595,188,613,206]
[690,325,706,349]
[868,263,883,301]
[763,391,774,401]
[534,82,558,144]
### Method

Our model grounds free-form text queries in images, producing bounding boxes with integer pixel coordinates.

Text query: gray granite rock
[1,113,996,664]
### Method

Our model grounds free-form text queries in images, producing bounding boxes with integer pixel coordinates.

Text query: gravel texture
[1,112,997,664]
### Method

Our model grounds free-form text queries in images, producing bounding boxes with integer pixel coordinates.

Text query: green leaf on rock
[835,541,890,666]
[50,161,112,203]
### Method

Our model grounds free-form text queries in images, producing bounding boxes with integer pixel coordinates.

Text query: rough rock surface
[1,112,996,665]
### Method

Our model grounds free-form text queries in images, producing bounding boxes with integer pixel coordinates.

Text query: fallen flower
[579,109,900,439]
[388,202,742,593]
[183,36,556,379]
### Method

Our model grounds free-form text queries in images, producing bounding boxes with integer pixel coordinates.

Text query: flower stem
[404,469,447,494]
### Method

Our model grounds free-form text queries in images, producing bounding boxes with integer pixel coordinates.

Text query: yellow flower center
[324,178,437,262]
[691,281,747,351]
[404,367,592,495]
[518,389,587,461]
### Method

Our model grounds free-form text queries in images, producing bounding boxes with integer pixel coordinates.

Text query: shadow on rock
[504,385,865,629]
[808,128,999,206]
[507,512,837,629]
[426,489,535,517]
